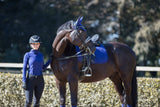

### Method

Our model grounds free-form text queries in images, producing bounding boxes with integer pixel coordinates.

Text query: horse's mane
[56,20,74,34]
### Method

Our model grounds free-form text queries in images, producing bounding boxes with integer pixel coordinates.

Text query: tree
[119,0,160,76]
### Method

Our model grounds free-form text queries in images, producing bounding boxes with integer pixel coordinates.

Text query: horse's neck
[53,37,69,57]
[63,42,76,56]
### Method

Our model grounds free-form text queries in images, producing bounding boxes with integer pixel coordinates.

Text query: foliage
[119,0,160,66]
[133,20,160,65]
[0,73,160,106]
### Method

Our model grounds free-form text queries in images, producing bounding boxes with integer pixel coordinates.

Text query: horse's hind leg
[119,70,133,107]
[109,72,125,104]
[122,74,133,107]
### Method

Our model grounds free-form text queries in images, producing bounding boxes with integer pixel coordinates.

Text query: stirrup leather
[82,54,92,77]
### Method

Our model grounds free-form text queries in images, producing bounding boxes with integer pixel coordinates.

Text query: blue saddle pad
[75,44,108,64]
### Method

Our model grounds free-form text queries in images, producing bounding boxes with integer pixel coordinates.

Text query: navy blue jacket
[22,49,51,82]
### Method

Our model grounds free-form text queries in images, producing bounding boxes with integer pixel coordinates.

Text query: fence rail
[0,63,160,72]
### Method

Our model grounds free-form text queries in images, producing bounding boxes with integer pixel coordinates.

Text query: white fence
[0,63,160,72]
[0,63,51,74]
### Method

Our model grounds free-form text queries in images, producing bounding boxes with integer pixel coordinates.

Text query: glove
[22,82,27,90]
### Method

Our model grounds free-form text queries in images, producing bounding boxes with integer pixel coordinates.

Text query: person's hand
[22,82,27,90]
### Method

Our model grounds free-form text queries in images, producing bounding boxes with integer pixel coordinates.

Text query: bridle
[74,29,93,54]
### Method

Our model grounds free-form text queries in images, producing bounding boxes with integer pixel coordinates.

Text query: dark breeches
[25,75,44,107]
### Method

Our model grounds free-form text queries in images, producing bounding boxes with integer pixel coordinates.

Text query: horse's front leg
[68,76,78,107]
[55,78,66,107]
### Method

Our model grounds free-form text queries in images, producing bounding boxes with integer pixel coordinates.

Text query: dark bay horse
[51,17,137,107]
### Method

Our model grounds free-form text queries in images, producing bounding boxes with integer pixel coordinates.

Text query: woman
[22,35,51,107]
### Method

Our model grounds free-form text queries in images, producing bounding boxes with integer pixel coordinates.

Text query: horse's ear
[74,16,83,29]
[77,16,83,26]
[73,16,86,31]
[74,17,80,27]
[79,16,83,23]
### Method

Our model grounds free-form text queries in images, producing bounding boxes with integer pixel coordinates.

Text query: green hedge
[0,73,160,107]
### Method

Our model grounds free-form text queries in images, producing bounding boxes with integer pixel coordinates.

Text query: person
[22,35,51,107]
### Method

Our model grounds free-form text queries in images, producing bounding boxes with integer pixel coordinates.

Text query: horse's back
[106,42,136,74]
[104,42,136,58]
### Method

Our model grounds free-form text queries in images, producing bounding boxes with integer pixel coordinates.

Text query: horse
[50,17,137,107]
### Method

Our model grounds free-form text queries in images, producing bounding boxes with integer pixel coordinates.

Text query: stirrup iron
[83,67,92,77]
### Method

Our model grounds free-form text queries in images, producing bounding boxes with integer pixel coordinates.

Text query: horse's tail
[132,67,138,107]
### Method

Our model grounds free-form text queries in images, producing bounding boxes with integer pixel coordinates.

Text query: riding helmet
[29,35,41,44]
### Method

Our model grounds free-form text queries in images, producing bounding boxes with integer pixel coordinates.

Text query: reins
[55,49,89,60]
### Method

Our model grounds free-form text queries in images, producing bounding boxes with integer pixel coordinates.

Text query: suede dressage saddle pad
[75,44,108,64]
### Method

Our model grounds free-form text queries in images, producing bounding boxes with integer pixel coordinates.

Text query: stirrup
[83,67,92,77]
